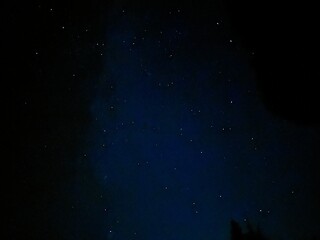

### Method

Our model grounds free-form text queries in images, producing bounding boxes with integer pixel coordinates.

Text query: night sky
[10,1,320,240]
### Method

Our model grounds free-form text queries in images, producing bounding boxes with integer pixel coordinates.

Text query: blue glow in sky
[83,7,320,240]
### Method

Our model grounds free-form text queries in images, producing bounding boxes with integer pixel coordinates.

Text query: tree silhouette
[230,220,267,240]
[231,220,244,240]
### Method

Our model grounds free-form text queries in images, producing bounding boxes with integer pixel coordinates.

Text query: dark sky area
[9,1,320,240]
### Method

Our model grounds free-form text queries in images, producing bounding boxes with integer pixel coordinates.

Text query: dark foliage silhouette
[231,220,267,240]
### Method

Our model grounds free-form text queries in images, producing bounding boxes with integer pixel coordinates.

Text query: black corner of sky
[223,0,320,126]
